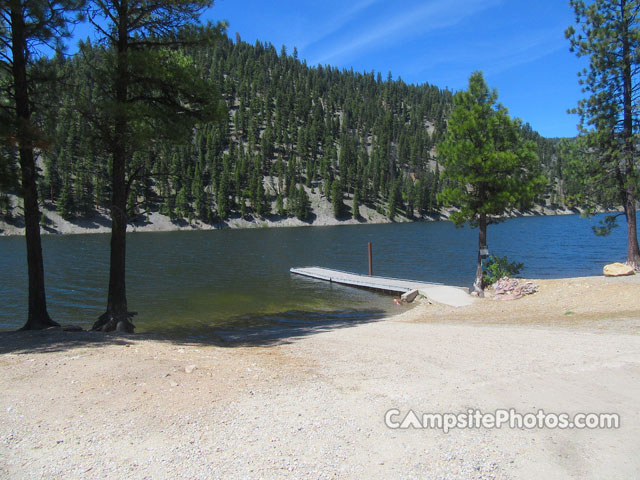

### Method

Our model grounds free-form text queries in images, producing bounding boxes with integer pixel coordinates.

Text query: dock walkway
[290,267,474,307]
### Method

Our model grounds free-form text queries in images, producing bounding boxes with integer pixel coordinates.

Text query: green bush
[482,255,524,287]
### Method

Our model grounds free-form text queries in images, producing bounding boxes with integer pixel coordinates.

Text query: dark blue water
[0,212,635,332]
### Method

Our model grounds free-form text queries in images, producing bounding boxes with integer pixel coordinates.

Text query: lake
[0,212,635,333]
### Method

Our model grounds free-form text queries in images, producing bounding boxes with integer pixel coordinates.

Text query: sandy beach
[1,275,639,479]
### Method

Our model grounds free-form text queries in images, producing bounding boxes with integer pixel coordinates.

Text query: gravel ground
[1,275,639,479]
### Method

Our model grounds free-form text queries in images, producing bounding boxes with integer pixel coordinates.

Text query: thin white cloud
[310,0,504,65]
[297,0,383,52]
[403,24,567,88]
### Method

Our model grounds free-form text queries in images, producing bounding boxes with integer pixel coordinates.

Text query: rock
[493,292,521,301]
[116,320,135,333]
[184,365,197,374]
[603,262,635,277]
[515,282,538,296]
[490,277,538,300]
[401,289,419,303]
[492,277,519,294]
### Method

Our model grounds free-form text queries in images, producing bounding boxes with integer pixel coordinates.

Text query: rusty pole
[368,242,373,276]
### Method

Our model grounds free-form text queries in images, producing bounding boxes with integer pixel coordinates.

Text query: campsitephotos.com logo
[384,408,620,434]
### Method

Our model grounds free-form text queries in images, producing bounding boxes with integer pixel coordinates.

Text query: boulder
[603,262,635,277]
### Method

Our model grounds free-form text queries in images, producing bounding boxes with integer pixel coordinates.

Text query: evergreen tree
[295,185,311,220]
[275,192,285,216]
[84,0,225,332]
[175,185,191,219]
[437,71,545,296]
[387,178,402,220]
[126,187,138,219]
[0,147,18,218]
[332,180,345,219]
[404,178,415,219]
[193,163,209,222]
[0,0,84,330]
[566,0,640,268]
[352,187,361,220]
[217,169,231,220]
[57,179,74,219]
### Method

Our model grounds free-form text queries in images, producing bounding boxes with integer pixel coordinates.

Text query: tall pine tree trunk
[92,132,134,332]
[473,213,487,297]
[92,5,135,332]
[10,2,58,330]
[620,0,640,269]
[623,187,640,269]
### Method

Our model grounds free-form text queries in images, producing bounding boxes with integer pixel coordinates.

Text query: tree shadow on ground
[70,214,112,230]
[2,213,24,228]
[170,217,190,227]
[0,328,135,355]
[159,307,387,347]
[299,211,317,225]
[0,307,388,355]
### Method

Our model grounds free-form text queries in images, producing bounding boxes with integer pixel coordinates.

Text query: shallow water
[0,212,635,332]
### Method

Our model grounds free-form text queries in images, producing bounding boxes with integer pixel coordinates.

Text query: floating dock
[290,267,474,308]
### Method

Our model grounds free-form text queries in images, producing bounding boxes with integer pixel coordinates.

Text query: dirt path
[1,275,639,479]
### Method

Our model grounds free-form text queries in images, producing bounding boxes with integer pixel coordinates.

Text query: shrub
[482,255,524,287]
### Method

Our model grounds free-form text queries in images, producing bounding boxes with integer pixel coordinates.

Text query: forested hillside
[2,35,595,226]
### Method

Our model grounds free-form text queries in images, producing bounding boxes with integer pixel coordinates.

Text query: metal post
[368,242,373,276]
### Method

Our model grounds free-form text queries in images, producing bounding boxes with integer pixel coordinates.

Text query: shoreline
[1,274,638,479]
[0,197,597,237]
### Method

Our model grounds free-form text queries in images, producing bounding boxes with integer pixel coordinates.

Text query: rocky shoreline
[0,189,598,237]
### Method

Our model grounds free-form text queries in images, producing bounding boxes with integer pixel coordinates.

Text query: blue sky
[205,0,586,138]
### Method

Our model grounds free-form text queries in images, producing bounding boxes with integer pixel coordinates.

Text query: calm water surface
[0,213,635,332]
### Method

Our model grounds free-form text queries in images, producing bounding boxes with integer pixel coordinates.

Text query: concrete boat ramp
[290,267,474,307]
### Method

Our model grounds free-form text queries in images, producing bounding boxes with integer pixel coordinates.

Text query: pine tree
[57,179,74,220]
[566,0,640,268]
[1,0,84,330]
[295,185,311,220]
[217,170,230,220]
[387,179,402,220]
[175,185,191,219]
[275,192,285,217]
[352,187,361,220]
[332,180,345,219]
[404,178,415,219]
[193,163,209,221]
[437,71,545,295]
[84,0,225,332]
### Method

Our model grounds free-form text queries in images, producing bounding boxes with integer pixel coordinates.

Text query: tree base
[92,311,137,333]
[626,259,640,273]
[473,279,485,298]
[19,315,60,331]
